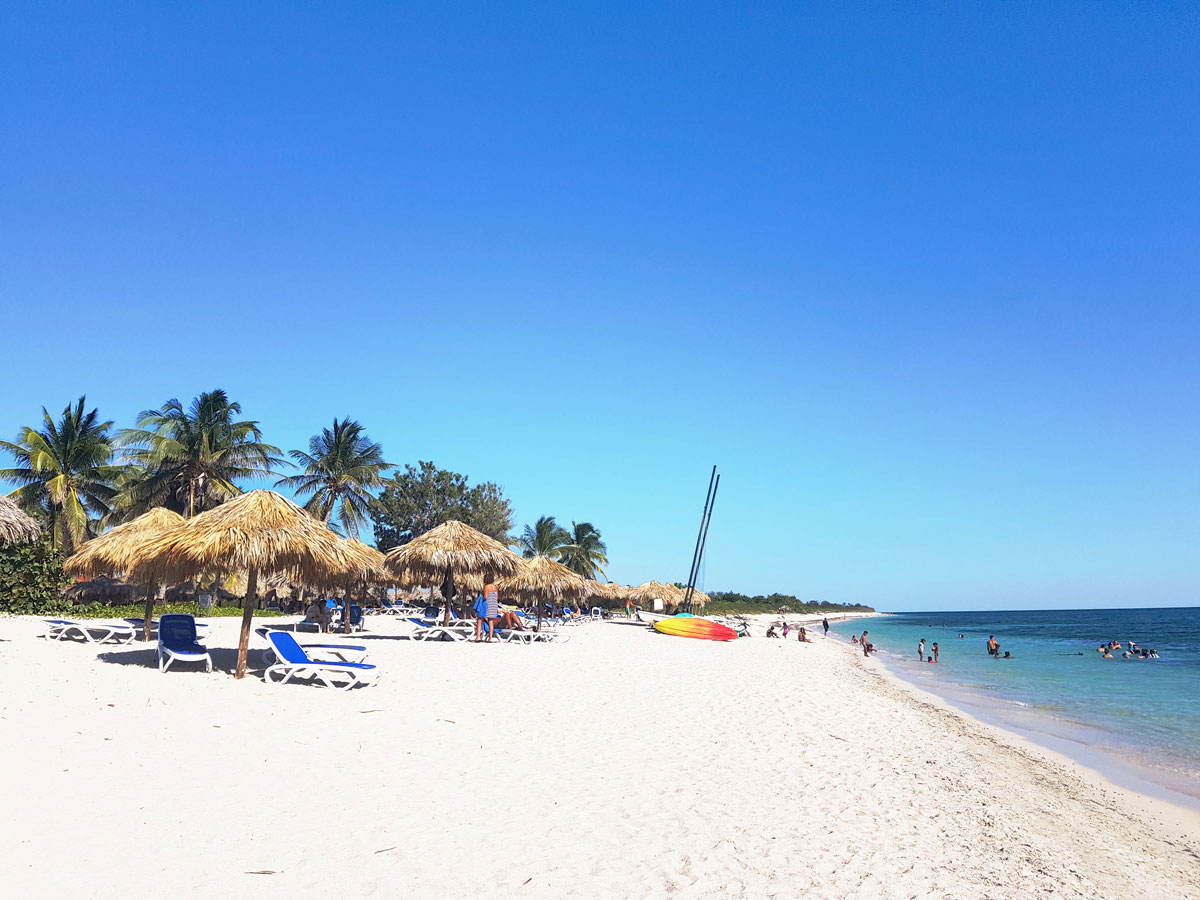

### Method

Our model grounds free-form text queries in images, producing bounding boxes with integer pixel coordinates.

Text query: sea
[830,607,1200,810]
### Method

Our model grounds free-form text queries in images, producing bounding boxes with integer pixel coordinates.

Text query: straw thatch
[64,508,186,579]
[584,580,629,605]
[685,589,710,608]
[0,495,41,546]
[130,490,349,677]
[63,577,137,605]
[131,491,346,585]
[307,538,387,592]
[383,521,522,585]
[628,581,685,606]
[497,555,586,605]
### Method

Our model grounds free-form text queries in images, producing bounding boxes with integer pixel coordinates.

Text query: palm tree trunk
[141,578,158,642]
[342,580,352,634]
[236,566,258,679]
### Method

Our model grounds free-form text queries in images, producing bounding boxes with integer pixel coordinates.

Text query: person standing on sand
[822,617,829,637]
[861,631,872,656]
[918,638,926,661]
[476,581,499,642]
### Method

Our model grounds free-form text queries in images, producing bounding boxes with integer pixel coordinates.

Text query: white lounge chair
[407,617,473,642]
[263,631,378,690]
[43,619,135,644]
[498,628,569,644]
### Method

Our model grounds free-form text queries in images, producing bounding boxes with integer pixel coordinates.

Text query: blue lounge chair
[263,631,378,689]
[255,627,370,666]
[157,614,212,673]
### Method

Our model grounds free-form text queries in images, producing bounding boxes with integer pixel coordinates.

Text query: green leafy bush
[0,539,71,615]
[68,602,288,620]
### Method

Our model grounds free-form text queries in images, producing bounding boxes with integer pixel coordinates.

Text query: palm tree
[517,515,571,560]
[0,397,123,553]
[274,418,393,538]
[116,389,286,518]
[559,521,608,579]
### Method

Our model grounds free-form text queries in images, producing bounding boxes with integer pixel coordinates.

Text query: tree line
[0,391,611,580]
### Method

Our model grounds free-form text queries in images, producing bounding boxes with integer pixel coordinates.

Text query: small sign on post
[197,592,213,615]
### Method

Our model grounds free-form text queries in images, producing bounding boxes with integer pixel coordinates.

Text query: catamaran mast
[682,467,719,613]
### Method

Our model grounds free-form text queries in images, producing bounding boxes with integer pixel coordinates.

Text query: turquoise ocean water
[830,608,1200,809]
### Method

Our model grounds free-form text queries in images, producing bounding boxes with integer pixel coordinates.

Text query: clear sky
[2,3,1197,611]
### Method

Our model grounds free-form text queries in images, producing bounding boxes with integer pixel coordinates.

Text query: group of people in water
[836,625,1167,666]
[986,635,1013,659]
[1096,640,1158,659]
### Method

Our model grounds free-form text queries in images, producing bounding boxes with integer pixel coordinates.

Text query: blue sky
[2,3,1197,610]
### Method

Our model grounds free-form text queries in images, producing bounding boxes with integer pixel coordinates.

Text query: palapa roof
[308,538,388,591]
[64,508,186,579]
[628,580,685,605]
[128,490,347,583]
[383,520,523,585]
[63,576,137,605]
[585,580,629,602]
[0,495,41,545]
[497,555,586,604]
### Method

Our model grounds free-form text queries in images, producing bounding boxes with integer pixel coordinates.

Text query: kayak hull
[653,616,738,642]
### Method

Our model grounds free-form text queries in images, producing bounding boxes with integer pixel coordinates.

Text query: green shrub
[0,538,71,615]
[68,602,289,620]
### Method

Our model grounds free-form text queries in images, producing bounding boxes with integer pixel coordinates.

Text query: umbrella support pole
[141,579,158,642]
[236,566,258,679]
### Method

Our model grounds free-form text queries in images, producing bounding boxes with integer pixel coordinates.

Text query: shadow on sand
[96,646,267,677]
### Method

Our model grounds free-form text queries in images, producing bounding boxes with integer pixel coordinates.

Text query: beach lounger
[263,631,378,690]
[407,618,472,641]
[255,627,370,666]
[378,600,418,616]
[498,628,569,644]
[157,614,213,673]
[43,619,136,644]
[127,618,209,638]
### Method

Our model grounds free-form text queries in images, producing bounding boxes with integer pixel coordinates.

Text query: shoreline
[868,644,1200,815]
[851,640,1200,834]
[825,612,1200,817]
[1,613,1197,899]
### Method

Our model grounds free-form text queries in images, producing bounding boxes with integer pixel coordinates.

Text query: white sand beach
[1,614,1197,900]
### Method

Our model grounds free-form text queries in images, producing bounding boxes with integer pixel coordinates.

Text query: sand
[1,613,1197,900]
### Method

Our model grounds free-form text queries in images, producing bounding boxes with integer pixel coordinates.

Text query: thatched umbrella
[320,538,386,634]
[0,495,41,545]
[629,580,685,609]
[63,576,137,605]
[64,508,187,640]
[383,520,522,625]
[499,555,586,629]
[130,490,347,678]
[584,580,629,609]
